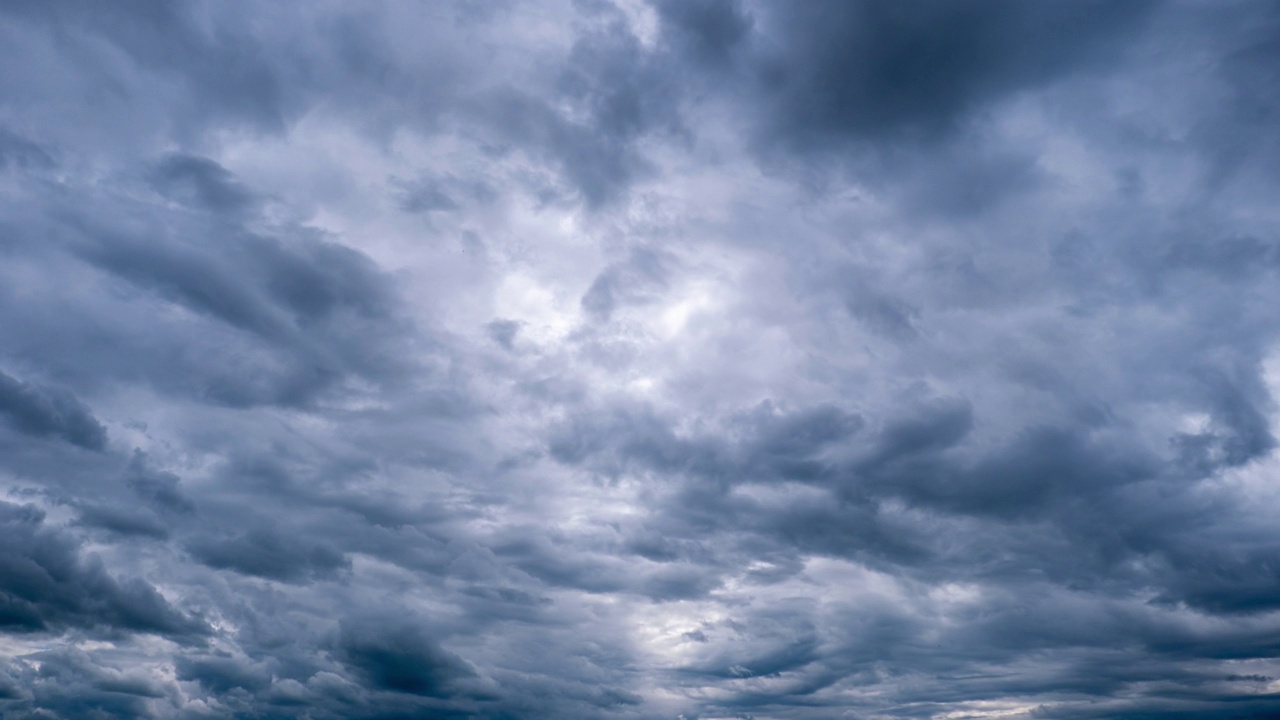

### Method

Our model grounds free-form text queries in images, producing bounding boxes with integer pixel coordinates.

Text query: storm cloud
[2,1,1280,718]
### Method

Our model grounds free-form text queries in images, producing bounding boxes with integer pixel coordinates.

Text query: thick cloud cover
[3,1,1280,718]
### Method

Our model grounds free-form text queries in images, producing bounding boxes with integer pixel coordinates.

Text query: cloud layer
[2,1,1280,718]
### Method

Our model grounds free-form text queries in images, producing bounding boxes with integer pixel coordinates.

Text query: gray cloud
[0,371,107,451]
[748,0,1156,146]
[2,1,1280,718]
[187,526,350,584]
[0,502,207,639]
[335,614,482,699]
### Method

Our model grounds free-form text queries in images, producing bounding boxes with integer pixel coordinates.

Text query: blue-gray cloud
[2,1,1280,719]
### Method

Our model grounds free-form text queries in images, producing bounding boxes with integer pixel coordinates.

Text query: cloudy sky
[2,1,1280,718]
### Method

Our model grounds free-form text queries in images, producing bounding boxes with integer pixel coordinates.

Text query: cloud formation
[2,1,1280,718]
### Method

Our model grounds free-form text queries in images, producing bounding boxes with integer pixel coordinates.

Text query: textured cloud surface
[3,1,1280,718]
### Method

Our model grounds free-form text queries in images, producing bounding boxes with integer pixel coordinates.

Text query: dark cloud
[745,0,1157,148]
[653,0,752,69]
[0,157,410,411]
[74,505,170,540]
[336,615,480,699]
[123,451,196,516]
[0,371,107,451]
[149,153,257,216]
[175,654,271,695]
[187,526,350,584]
[0,656,157,720]
[0,502,207,639]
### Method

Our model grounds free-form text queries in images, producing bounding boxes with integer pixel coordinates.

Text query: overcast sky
[2,1,1280,718]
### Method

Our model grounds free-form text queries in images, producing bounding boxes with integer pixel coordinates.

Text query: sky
[1,1,1280,718]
